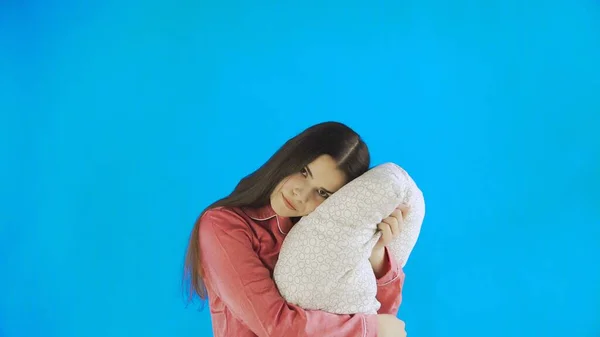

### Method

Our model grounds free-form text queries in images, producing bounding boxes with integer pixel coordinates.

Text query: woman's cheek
[305,201,319,215]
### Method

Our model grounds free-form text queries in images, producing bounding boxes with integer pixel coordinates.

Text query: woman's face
[270,154,347,217]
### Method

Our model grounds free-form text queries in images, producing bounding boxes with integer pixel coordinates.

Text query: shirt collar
[241,203,293,235]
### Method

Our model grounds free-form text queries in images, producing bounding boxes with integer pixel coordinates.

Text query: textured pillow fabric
[272,163,425,314]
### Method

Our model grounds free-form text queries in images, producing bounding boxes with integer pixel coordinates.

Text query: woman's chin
[270,198,286,217]
[271,198,295,218]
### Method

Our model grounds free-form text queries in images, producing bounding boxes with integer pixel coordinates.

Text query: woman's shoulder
[198,206,256,251]
[200,206,251,231]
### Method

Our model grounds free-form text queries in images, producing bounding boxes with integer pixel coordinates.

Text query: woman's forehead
[306,155,346,192]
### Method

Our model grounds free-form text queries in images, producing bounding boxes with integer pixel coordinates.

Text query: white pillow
[273,163,425,314]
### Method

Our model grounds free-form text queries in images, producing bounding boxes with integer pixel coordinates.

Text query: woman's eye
[300,167,308,177]
[318,189,329,198]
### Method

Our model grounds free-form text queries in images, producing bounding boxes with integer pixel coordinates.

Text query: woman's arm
[370,205,408,315]
[371,246,405,315]
[199,208,379,337]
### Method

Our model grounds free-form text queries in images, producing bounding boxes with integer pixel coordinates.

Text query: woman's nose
[292,186,309,203]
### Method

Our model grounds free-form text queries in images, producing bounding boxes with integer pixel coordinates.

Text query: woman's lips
[282,194,297,211]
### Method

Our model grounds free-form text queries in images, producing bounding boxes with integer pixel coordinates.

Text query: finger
[396,203,410,216]
[390,208,404,223]
[396,203,410,212]
[391,217,401,237]
[383,216,400,238]
[382,216,398,229]
[377,222,393,244]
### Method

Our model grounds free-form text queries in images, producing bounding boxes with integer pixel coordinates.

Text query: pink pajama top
[198,204,405,337]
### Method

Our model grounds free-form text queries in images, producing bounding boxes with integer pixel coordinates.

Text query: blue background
[1,1,599,336]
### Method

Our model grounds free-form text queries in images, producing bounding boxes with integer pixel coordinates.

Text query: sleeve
[199,209,379,337]
[375,246,405,315]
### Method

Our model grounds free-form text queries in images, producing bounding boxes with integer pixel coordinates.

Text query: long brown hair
[182,121,371,304]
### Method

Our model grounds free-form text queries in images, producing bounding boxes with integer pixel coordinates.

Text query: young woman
[183,122,408,337]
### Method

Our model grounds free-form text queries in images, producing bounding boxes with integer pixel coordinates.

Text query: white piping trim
[275,216,288,235]
[247,214,288,235]
[247,215,276,221]
[361,315,367,337]
[377,272,400,286]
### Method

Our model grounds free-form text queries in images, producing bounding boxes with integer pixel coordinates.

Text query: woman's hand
[370,204,410,277]
[375,204,410,251]
[377,314,407,337]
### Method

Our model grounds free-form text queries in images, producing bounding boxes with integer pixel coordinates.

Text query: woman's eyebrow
[305,165,314,178]
[305,166,333,194]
